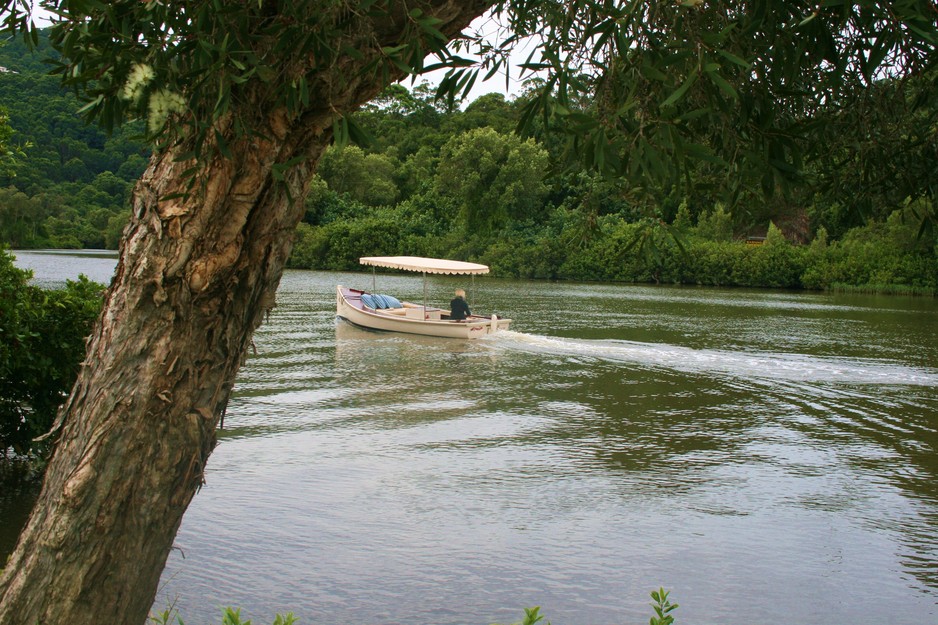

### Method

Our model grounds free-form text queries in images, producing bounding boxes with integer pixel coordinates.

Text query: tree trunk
[0,3,493,623]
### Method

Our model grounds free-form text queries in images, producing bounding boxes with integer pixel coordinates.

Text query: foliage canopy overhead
[2,1,935,190]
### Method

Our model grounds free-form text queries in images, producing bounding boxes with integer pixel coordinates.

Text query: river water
[7,250,938,624]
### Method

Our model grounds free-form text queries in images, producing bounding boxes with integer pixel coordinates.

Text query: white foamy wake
[485,330,938,387]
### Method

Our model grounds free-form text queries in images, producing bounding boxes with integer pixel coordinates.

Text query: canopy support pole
[372,267,376,293]
[422,271,428,316]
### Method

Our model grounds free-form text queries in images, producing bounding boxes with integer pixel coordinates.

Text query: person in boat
[449,288,471,321]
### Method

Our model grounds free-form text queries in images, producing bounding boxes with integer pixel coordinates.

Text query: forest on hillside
[1,31,936,293]
[0,32,147,249]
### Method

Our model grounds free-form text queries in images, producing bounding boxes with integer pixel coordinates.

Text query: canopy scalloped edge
[359,256,490,275]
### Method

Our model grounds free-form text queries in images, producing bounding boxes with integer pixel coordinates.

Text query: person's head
[455,288,466,298]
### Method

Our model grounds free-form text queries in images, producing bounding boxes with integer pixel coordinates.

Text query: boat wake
[485,330,938,387]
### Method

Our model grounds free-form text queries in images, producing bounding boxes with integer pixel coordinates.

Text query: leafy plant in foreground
[149,589,677,625]
[649,587,679,625]
[149,606,297,625]
[493,589,678,625]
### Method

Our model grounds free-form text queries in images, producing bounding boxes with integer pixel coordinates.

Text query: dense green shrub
[290,206,446,271]
[730,227,807,288]
[550,220,808,288]
[690,241,736,286]
[696,203,734,242]
[801,210,938,293]
[0,249,104,456]
[286,203,936,295]
[479,234,566,280]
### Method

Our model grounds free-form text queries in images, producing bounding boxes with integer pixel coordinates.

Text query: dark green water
[6,251,938,624]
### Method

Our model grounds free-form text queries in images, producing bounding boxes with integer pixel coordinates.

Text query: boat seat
[406,307,442,321]
[380,307,408,316]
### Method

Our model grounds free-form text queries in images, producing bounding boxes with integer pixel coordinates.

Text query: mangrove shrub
[0,249,103,456]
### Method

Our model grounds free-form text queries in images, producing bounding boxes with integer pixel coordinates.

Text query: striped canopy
[359,256,489,275]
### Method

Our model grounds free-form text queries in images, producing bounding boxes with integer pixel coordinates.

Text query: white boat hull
[336,285,510,339]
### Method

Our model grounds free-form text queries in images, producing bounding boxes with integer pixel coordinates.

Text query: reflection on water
[7,254,938,624]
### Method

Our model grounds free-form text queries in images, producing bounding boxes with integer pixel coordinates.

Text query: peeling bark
[0,2,494,624]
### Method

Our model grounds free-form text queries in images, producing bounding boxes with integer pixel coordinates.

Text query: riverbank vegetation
[1,35,935,295]
[147,589,678,625]
[0,248,103,459]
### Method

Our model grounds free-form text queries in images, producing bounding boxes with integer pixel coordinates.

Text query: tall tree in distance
[0,2,935,625]
[436,127,549,231]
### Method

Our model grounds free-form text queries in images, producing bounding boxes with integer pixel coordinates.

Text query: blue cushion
[360,293,377,309]
[382,294,403,308]
[373,294,390,309]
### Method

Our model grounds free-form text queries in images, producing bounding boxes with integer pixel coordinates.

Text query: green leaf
[716,49,750,68]
[660,71,698,108]
[298,76,309,107]
[214,129,232,159]
[675,107,712,122]
[639,60,668,82]
[797,11,819,28]
[417,16,446,42]
[345,117,374,147]
[332,116,349,149]
[389,54,415,75]
[863,40,890,83]
[256,65,277,82]
[381,44,408,56]
[444,55,478,69]
[707,70,738,100]
[341,45,364,61]
[769,158,798,174]
[684,142,725,165]
[75,94,105,115]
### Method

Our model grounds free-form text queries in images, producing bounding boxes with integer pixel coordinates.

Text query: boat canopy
[359,256,489,275]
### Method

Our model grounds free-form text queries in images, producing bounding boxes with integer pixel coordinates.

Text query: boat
[336,256,511,339]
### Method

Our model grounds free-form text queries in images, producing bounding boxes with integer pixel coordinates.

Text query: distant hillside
[0,30,148,248]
